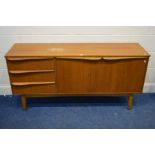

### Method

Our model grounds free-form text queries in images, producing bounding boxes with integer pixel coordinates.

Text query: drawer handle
[57,57,102,60]
[9,70,55,74]
[12,82,55,86]
[7,57,54,61]
[102,57,146,61]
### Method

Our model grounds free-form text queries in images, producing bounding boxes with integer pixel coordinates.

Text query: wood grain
[12,82,55,86]
[21,96,26,111]
[9,71,55,83]
[7,58,55,70]
[9,70,55,74]
[7,57,54,61]
[12,83,56,94]
[57,58,148,93]
[6,43,150,57]
[5,43,149,109]
[128,95,133,110]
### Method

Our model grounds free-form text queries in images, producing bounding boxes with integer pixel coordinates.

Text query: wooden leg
[21,96,27,111]
[128,95,133,110]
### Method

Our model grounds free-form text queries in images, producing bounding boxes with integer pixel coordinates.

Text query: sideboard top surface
[6,43,150,57]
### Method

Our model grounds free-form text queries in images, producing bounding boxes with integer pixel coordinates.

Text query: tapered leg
[21,96,27,111]
[128,95,133,110]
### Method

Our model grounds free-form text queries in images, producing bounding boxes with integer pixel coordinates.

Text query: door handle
[9,70,55,74]
[12,82,55,86]
[57,57,102,60]
[7,57,54,61]
[102,57,146,61]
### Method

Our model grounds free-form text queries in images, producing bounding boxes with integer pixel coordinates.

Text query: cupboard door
[57,59,92,93]
[90,58,148,93]
[57,58,148,94]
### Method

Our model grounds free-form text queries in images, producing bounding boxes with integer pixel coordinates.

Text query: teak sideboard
[5,43,150,110]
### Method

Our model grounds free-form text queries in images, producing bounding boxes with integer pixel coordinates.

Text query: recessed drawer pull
[57,57,102,60]
[9,70,55,74]
[102,57,146,61]
[12,82,55,86]
[7,57,54,61]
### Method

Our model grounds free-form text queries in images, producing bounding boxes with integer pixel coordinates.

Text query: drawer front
[12,82,56,95]
[57,57,149,94]
[9,70,55,82]
[7,57,55,70]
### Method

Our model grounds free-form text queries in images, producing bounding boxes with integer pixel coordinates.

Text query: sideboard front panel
[57,58,148,94]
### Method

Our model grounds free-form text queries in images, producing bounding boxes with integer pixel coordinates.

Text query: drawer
[6,57,55,70]
[11,82,56,95]
[9,70,55,82]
